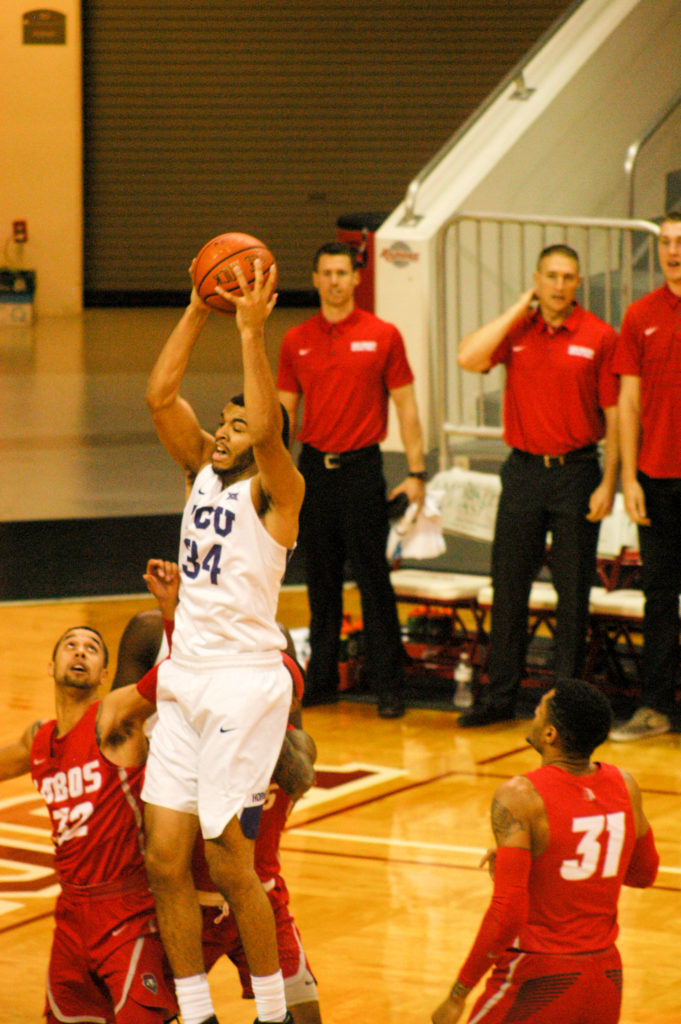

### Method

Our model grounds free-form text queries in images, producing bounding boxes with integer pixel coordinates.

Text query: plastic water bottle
[453,651,474,708]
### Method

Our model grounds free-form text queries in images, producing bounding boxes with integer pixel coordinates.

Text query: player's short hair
[312,241,357,271]
[52,626,109,667]
[537,244,580,270]
[227,393,290,449]
[546,678,612,757]
[661,210,681,224]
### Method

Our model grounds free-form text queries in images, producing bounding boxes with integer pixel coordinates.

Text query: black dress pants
[485,449,601,709]
[637,472,681,716]
[298,444,404,704]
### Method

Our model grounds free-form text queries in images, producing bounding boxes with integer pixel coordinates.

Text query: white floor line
[287,827,681,873]
[288,828,487,856]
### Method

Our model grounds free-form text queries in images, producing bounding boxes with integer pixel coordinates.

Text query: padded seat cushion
[588,586,645,618]
[390,569,491,601]
[476,580,558,610]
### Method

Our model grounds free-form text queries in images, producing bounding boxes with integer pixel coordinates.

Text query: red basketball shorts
[45,886,177,1023]
[467,945,622,1024]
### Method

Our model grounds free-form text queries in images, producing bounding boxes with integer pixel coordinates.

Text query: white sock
[251,970,287,1022]
[174,973,215,1024]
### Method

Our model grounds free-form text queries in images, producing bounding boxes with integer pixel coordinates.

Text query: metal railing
[434,212,661,470]
[625,87,681,218]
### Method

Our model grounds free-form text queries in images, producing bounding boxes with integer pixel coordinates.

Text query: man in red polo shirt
[457,244,619,726]
[610,211,681,741]
[277,241,427,718]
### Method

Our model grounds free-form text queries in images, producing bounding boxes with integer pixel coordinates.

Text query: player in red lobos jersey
[432,678,659,1024]
[0,560,180,1024]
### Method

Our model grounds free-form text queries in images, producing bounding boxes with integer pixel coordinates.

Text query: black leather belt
[513,444,598,468]
[303,443,380,469]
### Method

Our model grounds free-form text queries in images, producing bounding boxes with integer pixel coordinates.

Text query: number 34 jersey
[31,703,147,888]
[173,467,288,659]
[520,762,637,954]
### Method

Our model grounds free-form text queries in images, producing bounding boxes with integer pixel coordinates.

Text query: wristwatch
[408,470,428,481]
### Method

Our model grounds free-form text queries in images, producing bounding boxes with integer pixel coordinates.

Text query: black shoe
[378,695,406,719]
[301,690,338,707]
[458,703,514,727]
[199,1016,219,1024]
[255,1014,294,1024]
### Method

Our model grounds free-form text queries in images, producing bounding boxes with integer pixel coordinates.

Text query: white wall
[0,2,82,316]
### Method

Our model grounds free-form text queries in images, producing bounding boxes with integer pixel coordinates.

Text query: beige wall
[0,2,82,315]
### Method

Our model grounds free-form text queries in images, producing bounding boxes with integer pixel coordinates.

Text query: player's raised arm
[146,273,216,476]
[216,260,304,549]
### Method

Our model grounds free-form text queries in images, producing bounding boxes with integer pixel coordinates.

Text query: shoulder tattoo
[491,796,524,843]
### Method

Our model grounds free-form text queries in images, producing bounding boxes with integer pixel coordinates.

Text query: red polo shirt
[490,304,619,455]
[276,306,414,451]
[614,285,681,478]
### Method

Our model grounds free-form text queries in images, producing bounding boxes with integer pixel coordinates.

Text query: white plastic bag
[386,491,446,560]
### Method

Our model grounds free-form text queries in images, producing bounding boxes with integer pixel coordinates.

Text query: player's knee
[204,824,251,878]
[144,838,188,892]
[203,840,257,905]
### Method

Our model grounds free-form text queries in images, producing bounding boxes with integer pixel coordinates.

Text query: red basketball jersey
[31,703,147,888]
[519,763,636,953]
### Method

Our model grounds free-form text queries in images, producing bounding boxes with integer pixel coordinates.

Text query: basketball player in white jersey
[142,258,305,1024]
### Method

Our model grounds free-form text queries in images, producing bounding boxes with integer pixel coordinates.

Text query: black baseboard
[83,289,319,309]
[0,516,181,601]
[0,514,309,602]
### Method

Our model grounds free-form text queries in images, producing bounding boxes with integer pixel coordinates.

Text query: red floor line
[295,768,514,828]
[0,908,54,936]
[281,845,487,873]
[476,745,529,765]
[293,767,681,831]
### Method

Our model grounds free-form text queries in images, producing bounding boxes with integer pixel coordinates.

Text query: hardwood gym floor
[0,311,679,1021]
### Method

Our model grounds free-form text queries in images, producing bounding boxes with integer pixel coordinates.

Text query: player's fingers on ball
[264,263,278,296]
[214,283,236,305]
[230,261,249,287]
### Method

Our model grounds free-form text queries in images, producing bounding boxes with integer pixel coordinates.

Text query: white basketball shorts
[142,650,290,840]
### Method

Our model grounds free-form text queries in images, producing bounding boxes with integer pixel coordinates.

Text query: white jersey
[172,465,288,660]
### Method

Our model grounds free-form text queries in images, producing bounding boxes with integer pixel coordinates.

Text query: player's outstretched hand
[187,258,211,313]
[143,559,180,620]
[480,847,498,878]
[215,258,278,332]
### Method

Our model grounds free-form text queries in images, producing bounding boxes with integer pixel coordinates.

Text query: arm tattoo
[491,796,524,843]
[450,980,471,1000]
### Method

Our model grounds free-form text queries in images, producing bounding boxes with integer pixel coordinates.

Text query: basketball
[192,232,275,313]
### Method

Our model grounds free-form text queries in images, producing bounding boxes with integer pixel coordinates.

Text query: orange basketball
[192,232,275,313]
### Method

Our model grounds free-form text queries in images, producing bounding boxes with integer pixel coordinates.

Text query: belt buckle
[543,454,565,468]
[323,453,341,469]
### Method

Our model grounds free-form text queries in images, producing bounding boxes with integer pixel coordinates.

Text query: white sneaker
[609,707,671,742]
